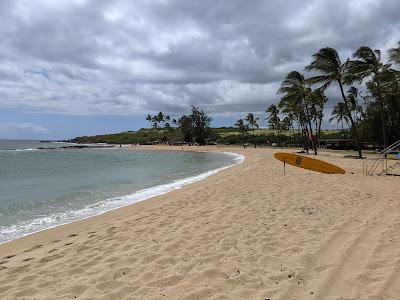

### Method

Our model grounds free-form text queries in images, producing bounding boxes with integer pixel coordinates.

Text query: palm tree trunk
[253,129,256,148]
[375,79,387,148]
[292,125,295,147]
[297,126,300,147]
[338,81,363,158]
[303,125,309,153]
[277,130,280,147]
[341,121,345,140]
[314,119,319,150]
[317,117,322,147]
[302,97,317,155]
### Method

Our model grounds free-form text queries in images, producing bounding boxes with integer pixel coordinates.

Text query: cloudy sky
[1,0,399,139]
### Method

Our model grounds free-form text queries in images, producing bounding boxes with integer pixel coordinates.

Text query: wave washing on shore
[0,141,244,244]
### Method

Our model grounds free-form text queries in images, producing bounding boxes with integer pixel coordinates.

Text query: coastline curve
[0,150,245,245]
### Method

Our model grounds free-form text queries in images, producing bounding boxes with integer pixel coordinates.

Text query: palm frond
[389,41,400,65]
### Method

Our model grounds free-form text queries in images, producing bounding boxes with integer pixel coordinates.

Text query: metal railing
[376,161,400,176]
[363,139,400,175]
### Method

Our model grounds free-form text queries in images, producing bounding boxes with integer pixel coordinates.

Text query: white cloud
[0,122,48,133]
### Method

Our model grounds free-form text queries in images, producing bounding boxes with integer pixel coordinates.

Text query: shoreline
[1,146,399,299]
[0,146,244,246]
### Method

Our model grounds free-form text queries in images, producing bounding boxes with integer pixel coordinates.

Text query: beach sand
[0,146,399,299]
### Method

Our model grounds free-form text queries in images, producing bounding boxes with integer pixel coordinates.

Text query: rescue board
[274,152,345,174]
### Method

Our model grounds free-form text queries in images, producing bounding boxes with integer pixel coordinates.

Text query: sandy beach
[0,146,399,299]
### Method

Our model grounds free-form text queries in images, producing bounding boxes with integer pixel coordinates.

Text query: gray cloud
[0,0,399,118]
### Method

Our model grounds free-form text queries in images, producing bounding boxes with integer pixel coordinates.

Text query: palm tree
[245,113,259,148]
[146,114,160,129]
[387,42,400,91]
[281,115,294,146]
[156,112,165,127]
[152,112,172,128]
[279,96,307,149]
[347,46,390,148]
[278,71,317,154]
[266,104,284,147]
[160,113,171,143]
[235,118,248,148]
[388,43,400,136]
[389,41,400,65]
[310,88,328,145]
[146,114,152,128]
[346,87,364,122]
[329,102,350,140]
[266,105,280,129]
[151,115,159,129]
[386,42,400,102]
[305,47,363,158]
[287,112,297,146]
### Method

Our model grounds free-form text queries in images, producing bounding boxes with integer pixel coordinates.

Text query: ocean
[0,140,243,244]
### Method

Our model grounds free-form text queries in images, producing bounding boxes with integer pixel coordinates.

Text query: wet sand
[0,146,399,299]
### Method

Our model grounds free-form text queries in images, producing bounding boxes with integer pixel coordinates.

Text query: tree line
[265,43,400,158]
[145,43,400,154]
[234,113,260,148]
[146,105,212,145]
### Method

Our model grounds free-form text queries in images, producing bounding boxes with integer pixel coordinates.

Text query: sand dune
[0,146,399,299]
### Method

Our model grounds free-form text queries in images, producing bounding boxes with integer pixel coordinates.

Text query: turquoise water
[0,141,243,243]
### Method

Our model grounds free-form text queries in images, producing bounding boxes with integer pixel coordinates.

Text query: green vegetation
[245,113,259,148]
[71,127,344,146]
[234,119,248,147]
[71,130,167,145]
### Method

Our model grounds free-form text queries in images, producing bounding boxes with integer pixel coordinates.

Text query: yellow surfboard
[274,152,345,174]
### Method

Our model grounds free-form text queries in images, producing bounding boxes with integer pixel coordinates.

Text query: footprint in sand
[68,234,78,237]
[52,240,61,243]
[24,245,43,252]
[64,242,74,246]
[48,249,58,253]
[22,257,35,262]
[4,255,15,259]
[39,254,63,264]
[112,267,131,280]
[107,226,117,232]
